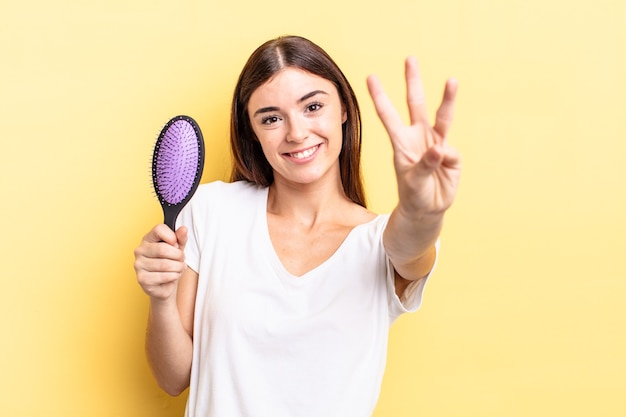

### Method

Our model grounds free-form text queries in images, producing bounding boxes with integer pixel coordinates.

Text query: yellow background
[1,0,624,416]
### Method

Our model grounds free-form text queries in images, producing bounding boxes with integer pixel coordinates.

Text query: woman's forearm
[145,298,193,396]
[383,205,443,281]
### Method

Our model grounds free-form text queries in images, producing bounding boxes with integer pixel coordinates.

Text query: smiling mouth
[285,145,320,160]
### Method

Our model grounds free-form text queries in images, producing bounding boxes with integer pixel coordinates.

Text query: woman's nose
[286,116,308,143]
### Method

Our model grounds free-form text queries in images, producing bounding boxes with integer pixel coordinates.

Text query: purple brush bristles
[151,115,205,230]
[155,119,200,205]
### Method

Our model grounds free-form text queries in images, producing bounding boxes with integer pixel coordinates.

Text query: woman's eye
[306,103,323,113]
[261,115,280,125]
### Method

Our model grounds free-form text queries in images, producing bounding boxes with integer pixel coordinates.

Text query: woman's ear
[342,105,348,124]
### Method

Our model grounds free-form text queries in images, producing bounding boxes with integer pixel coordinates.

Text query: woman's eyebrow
[253,106,280,117]
[298,90,328,103]
[252,90,329,117]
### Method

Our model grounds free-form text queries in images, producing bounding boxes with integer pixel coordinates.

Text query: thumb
[413,145,443,178]
[176,226,188,252]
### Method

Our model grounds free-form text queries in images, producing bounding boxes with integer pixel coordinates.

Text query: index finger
[145,223,178,246]
[366,74,404,138]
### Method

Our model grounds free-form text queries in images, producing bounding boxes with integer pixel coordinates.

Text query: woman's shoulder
[339,202,390,241]
[187,180,268,218]
[194,180,267,201]
[182,180,267,227]
[330,203,387,243]
[342,202,381,228]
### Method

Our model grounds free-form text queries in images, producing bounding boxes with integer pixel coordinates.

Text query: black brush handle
[163,204,181,231]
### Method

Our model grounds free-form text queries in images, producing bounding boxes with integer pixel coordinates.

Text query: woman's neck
[267,175,351,227]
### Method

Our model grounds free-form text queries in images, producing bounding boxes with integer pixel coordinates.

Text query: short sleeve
[176,202,200,273]
[177,181,230,275]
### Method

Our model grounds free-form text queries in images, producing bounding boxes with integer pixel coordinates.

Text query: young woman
[134,35,460,417]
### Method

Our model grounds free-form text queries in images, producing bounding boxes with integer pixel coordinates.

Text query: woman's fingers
[146,223,178,246]
[368,58,458,176]
[366,74,404,139]
[433,78,458,139]
[175,226,188,253]
[369,58,455,137]
[405,56,429,125]
[134,224,188,299]
[367,58,429,135]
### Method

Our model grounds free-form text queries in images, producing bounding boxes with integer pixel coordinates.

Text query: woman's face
[247,67,347,188]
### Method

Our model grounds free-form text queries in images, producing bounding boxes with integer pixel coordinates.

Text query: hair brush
[151,115,205,230]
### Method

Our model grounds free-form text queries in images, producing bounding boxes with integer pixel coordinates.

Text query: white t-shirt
[178,181,435,417]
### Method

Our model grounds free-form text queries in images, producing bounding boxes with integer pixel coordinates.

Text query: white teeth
[289,146,318,159]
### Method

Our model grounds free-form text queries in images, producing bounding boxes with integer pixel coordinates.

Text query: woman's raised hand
[367,57,461,220]
[133,225,188,302]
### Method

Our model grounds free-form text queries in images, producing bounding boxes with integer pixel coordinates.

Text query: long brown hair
[229,35,367,207]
